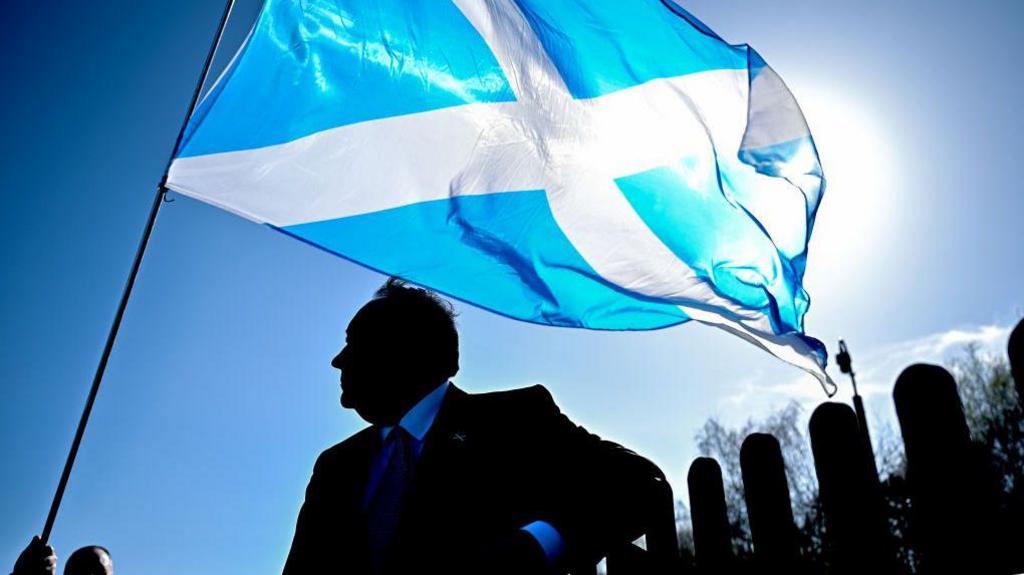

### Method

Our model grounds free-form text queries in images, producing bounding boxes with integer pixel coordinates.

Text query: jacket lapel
[418,384,470,466]
[332,426,378,571]
[341,426,380,511]
[411,385,473,497]
[389,385,474,563]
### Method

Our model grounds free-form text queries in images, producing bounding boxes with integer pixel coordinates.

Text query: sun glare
[797,86,900,296]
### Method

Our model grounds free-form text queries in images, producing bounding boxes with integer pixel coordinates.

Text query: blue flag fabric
[168,0,833,391]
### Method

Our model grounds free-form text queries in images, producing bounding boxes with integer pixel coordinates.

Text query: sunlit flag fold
[167,0,834,391]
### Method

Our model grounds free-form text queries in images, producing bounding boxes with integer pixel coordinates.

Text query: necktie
[367,426,416,573]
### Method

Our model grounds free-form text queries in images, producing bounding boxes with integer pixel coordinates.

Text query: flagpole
[836,340,880,481]
[40,0,238,544]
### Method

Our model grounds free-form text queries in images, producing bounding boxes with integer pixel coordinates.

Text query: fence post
[687,457,733,574]
[1010,319,1023,402]
[893,363,1005,574]
[740,433,799,573]
[1008,319,1024,574]
[645,473,680,573]
[809,402,895,574]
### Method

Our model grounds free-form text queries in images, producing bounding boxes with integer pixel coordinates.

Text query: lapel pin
[451,432,467,443]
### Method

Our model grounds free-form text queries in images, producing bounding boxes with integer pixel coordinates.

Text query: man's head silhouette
[64,546,112,575]
[332,278,459,425]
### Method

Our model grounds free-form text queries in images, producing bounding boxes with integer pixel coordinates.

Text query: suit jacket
[282,384,668,574]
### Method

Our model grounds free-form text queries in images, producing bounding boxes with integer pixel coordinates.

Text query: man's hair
[371,277,459,381]
[64,546,112,575]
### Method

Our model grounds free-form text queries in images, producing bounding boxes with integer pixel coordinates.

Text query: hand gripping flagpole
[40,0,237,543]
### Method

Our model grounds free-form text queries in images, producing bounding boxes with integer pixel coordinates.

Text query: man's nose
[331,347,346,370]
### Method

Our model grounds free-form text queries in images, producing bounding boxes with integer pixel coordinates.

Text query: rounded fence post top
[740,432,782,462]
[689,456,722,474]
[1009,319,1023,361]
[810,401,856,426]
[893,363,956,402]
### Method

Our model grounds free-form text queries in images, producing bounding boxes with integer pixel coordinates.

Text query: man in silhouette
[283,279,668,574]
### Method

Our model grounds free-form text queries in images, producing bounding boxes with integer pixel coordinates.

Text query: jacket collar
[379,381,451,443]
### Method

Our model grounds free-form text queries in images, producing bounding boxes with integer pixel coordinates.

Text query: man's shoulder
[313,425,376,470]
[462,383,559,417]
[467,383,554,404]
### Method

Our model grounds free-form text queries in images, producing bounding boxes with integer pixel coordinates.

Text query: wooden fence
[591,319,1023,575]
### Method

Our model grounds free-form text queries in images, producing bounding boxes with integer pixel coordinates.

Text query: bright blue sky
[2,1,1022,573]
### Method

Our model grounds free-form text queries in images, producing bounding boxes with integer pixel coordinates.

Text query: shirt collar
[380,381,450,443]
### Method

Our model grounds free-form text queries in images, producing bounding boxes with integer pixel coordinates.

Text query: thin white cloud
[720,323,1014,414]
[720,370,767,406]
[858,323,1012,397]
[904,324,1009,358]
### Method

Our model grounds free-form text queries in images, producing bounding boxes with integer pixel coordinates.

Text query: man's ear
[446,351,460,379]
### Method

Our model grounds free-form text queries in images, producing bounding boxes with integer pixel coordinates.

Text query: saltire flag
[167,0,834,391]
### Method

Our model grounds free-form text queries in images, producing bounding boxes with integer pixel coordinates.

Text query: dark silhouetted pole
[1008,319,1024,573]
[39,0,238,544]
[687,457,733,574]
[809,402,896,575]
[835,339,879,481]
[644,474,680,574]
[893,363,1005,574]
[740,433,798,573]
